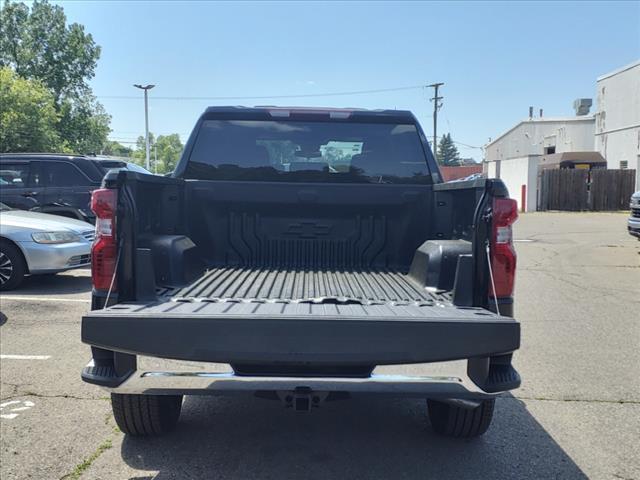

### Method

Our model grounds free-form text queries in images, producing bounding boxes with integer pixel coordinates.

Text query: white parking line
[0,355,51,360]
[0,400,35,420]
[0,296,90,303]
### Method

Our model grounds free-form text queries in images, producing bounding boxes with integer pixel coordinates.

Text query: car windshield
[184,120,431,184]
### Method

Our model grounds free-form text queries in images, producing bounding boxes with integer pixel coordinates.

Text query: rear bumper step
[81,363,134,388]
[82,303,520,366]
[81,361,520,398]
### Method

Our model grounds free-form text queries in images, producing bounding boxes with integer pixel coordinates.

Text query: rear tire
[111,393,183,436]
[0,241,27,291]
[427,398,495,438]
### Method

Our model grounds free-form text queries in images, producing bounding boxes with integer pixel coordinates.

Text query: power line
[110,130,190,136]
[96,84,425,101]
[453,141,483,150]
[427,136,483,151]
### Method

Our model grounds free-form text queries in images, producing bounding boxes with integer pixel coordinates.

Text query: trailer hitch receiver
[277,387,328,412]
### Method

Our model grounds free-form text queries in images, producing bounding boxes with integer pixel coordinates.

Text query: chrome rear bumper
[85,362,515,400]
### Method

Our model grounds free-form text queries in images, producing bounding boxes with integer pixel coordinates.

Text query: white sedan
[0,203,94,290]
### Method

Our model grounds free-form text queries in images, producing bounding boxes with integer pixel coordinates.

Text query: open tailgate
[82,300,519,366]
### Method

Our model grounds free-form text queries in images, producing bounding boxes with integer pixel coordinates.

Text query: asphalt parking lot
[1,212,639,480]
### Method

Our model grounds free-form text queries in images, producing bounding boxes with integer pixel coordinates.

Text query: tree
[437,133,461,166]
[57,95,111,154]
[0,0,110,153]
[132,133,155,167]
[0,0,100,103]
[102,141,133,158]
[155,134,183,174]
[132,133,184,174]
[0,66,61,152]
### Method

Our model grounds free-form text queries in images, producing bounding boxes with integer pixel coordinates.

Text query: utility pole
[428,82,444,164]
[133,84,155,171]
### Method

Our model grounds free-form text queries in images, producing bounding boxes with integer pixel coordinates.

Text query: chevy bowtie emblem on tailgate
[284,222,331,238]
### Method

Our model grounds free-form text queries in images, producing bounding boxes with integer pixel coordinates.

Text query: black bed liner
[156,267,449,304]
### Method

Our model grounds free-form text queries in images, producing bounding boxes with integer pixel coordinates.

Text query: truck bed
[157,267,448,304]
[83,171,521,377]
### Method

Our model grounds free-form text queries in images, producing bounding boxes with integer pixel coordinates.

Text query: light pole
[133,84,155,171]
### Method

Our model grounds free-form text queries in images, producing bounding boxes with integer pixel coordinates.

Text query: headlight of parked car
[31,231,82,244]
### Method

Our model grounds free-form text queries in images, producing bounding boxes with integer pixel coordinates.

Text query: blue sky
[56,0,640,159]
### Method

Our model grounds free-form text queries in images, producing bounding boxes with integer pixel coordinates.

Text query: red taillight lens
[90,189,117,291]
[490,197,518,298]
[91,188,116,219]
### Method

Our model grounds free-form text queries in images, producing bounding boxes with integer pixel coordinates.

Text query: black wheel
[427,398,495,438]
[0,241,27,291]
[111,393,183,436]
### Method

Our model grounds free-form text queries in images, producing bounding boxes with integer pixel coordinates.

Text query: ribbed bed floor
[158,267,447,304]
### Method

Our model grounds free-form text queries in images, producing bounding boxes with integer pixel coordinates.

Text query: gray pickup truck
[81,107,521,438]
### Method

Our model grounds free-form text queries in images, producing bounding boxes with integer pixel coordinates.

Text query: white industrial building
[595,60,640,189]
[484,113,598,212]
[484,59,640,211]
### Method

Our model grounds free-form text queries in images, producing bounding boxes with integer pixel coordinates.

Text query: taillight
[489,197,518,298]
[91,189,117,291]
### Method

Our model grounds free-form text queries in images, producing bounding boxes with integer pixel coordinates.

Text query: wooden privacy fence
[590,169,637,211]
[538,169,589,211]
[538,168,636,211]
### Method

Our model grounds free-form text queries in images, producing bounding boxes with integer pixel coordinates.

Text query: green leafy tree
[437,133,461,166]
[155,134,183,174]
[132,133,183,174]
[57,95,111,154]
[132,133,155,167]
[101,141,133,158]
[0,0,110,153]
[0,0,101,103]
[0,66,61,152]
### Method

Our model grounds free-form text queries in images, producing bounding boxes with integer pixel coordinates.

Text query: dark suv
[0,153,150,223]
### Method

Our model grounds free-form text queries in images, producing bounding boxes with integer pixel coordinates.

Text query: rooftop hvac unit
[573,98,592,116]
